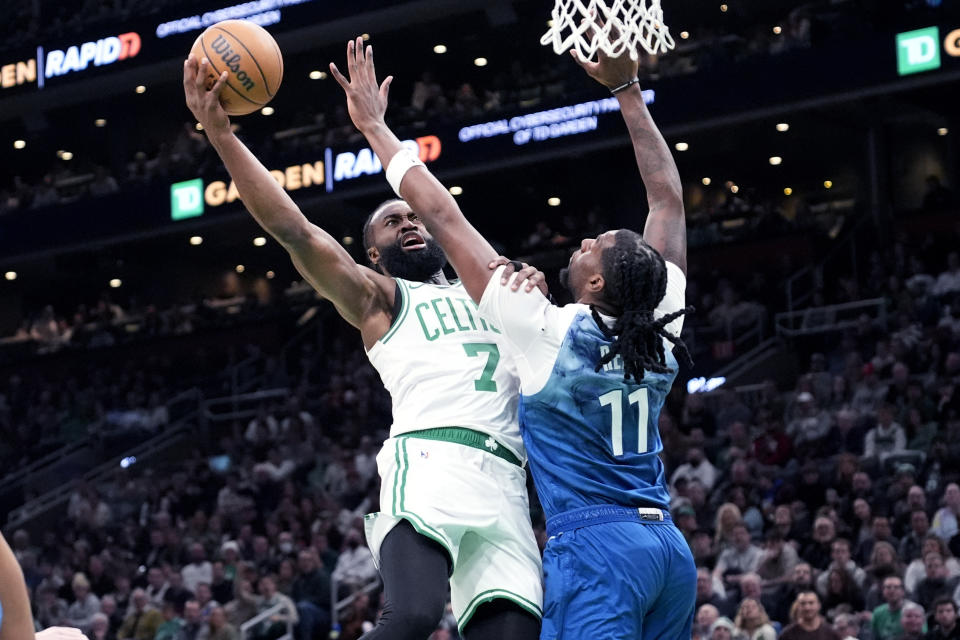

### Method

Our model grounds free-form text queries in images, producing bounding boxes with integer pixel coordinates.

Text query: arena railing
[774,297,888,337]
[4,388,203,529]
[239,601,294,640]
[203,388,292,426]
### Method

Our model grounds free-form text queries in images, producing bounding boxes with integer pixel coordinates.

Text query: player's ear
[367,246,380,266]
[587,273,605,294]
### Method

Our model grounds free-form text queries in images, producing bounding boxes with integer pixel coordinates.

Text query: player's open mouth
[400,231,426,251]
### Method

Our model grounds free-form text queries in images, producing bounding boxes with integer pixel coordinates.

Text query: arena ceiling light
[433,44,448,54]
[784,187,793,196]
[675,142,689,151]
[449,186,463,196]
[769,156,783,166]
[60,151,74,161]
[474,57,488,67]
[773,26,782,35]
[776,123,790,132]
[309,70,327,80]
[13,140,25,149]
[548,197,561,207]
[702,177,711,186]
[261,106,275,116]
[135,85,146,94]
[235,265,245,273]
[94,118,107,127]
[266,270,276,279]
[939,127,949,136]
[109,278,122,288]
[4,271,16,281]
[680,31,690,39]
[720,4,728,12]
[195,123,204,131]
[343,236,355,245]
[824,180,834,189]
[189,236,203,246]
[253,236,267,247]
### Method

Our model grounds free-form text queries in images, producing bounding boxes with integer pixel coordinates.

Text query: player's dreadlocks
[593,230,694,381]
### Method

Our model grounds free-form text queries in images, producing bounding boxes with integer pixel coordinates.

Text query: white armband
[385,148,425,197]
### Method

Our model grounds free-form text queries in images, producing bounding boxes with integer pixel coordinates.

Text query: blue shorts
[540,505,697,640]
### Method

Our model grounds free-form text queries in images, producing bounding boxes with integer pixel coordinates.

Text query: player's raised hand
[183,56,231,137]
[329,36,394,133]
[570,18,639,90]
[488,256,550,297]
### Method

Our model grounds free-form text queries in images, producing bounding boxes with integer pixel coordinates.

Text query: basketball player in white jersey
[184,57,542,640]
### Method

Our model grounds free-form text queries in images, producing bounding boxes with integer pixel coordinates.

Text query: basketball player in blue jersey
[333,36,697,638]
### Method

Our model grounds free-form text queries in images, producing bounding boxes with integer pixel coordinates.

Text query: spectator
[195,583,219,621]
[901,602,928,639]
[833,612,862,640]
[927,597,960,639]
[163,572,194,614]
[710,617,737,640]
[64,572,101,630]
[859,518,901,567]
[933,484,960,542]
[153,601,184,640]
[872,575,913,640]
[816,539,867,593]
[734,597,777,640]
[863,405,908,463]
[117,588,163,640]
[906,537,960,593]
[89,611,111,640]
[291,550,331,640]
[820,567,866,618]
[780,591,842,640]
[715,503,745,551]
[803,517,838,571]
[176,600,206,640]
[239,576,298,640]
[933,253,960,299]
[714,524,762,588]
[182,544,213,593]
[757,530,799,587]
[207,606,239,640]
[917,553,960,611]
[330,530,377,595]
[696,567,728,613]
[694,604,721,639]
[903,511,934,563]
[671,447,718,492]
[145,567,168,610]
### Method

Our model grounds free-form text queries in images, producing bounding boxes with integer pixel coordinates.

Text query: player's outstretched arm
[0,531,36,639]
[572,50,687,275]
[330,38,499,304]
[183,56,391,332]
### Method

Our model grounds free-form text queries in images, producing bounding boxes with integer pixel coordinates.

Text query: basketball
[189,19,283,116]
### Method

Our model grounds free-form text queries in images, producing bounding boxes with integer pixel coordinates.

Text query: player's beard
[377,240,448,282]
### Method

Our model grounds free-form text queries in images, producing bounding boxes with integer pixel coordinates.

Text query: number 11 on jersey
[599,388,649,456]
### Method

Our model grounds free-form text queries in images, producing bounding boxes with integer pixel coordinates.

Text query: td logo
[897,27,941,75]
[170,179,205,220]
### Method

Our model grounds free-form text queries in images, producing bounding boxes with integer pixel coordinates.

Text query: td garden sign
[896,26,960,75]
[170,136,442,220]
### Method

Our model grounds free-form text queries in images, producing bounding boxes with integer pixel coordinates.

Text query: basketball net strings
[541,0,676,61]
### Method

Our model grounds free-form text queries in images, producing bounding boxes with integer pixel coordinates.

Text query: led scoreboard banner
[0,0,320,94]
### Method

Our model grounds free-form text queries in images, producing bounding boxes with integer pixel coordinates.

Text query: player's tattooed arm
[330,37,501,305]
[571,49,687,275]
[183,55,392,336]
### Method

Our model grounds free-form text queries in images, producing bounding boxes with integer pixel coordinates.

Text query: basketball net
[540,0,675,61]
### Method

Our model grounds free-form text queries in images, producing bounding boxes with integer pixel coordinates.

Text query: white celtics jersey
[366,278,526,463]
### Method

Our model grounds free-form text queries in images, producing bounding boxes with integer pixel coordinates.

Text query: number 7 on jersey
[599,388,649,456]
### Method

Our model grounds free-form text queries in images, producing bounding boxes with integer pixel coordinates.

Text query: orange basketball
[190,20,283,116]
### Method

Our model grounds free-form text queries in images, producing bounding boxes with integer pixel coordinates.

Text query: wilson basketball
[190,20,283,116]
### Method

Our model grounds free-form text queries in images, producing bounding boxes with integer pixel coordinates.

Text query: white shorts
[364,435,543,632]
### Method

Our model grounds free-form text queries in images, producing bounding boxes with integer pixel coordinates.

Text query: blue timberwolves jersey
[479,262,687,520]
[520,311,676,517]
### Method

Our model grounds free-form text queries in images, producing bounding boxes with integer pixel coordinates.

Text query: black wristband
[611,77,640,95]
